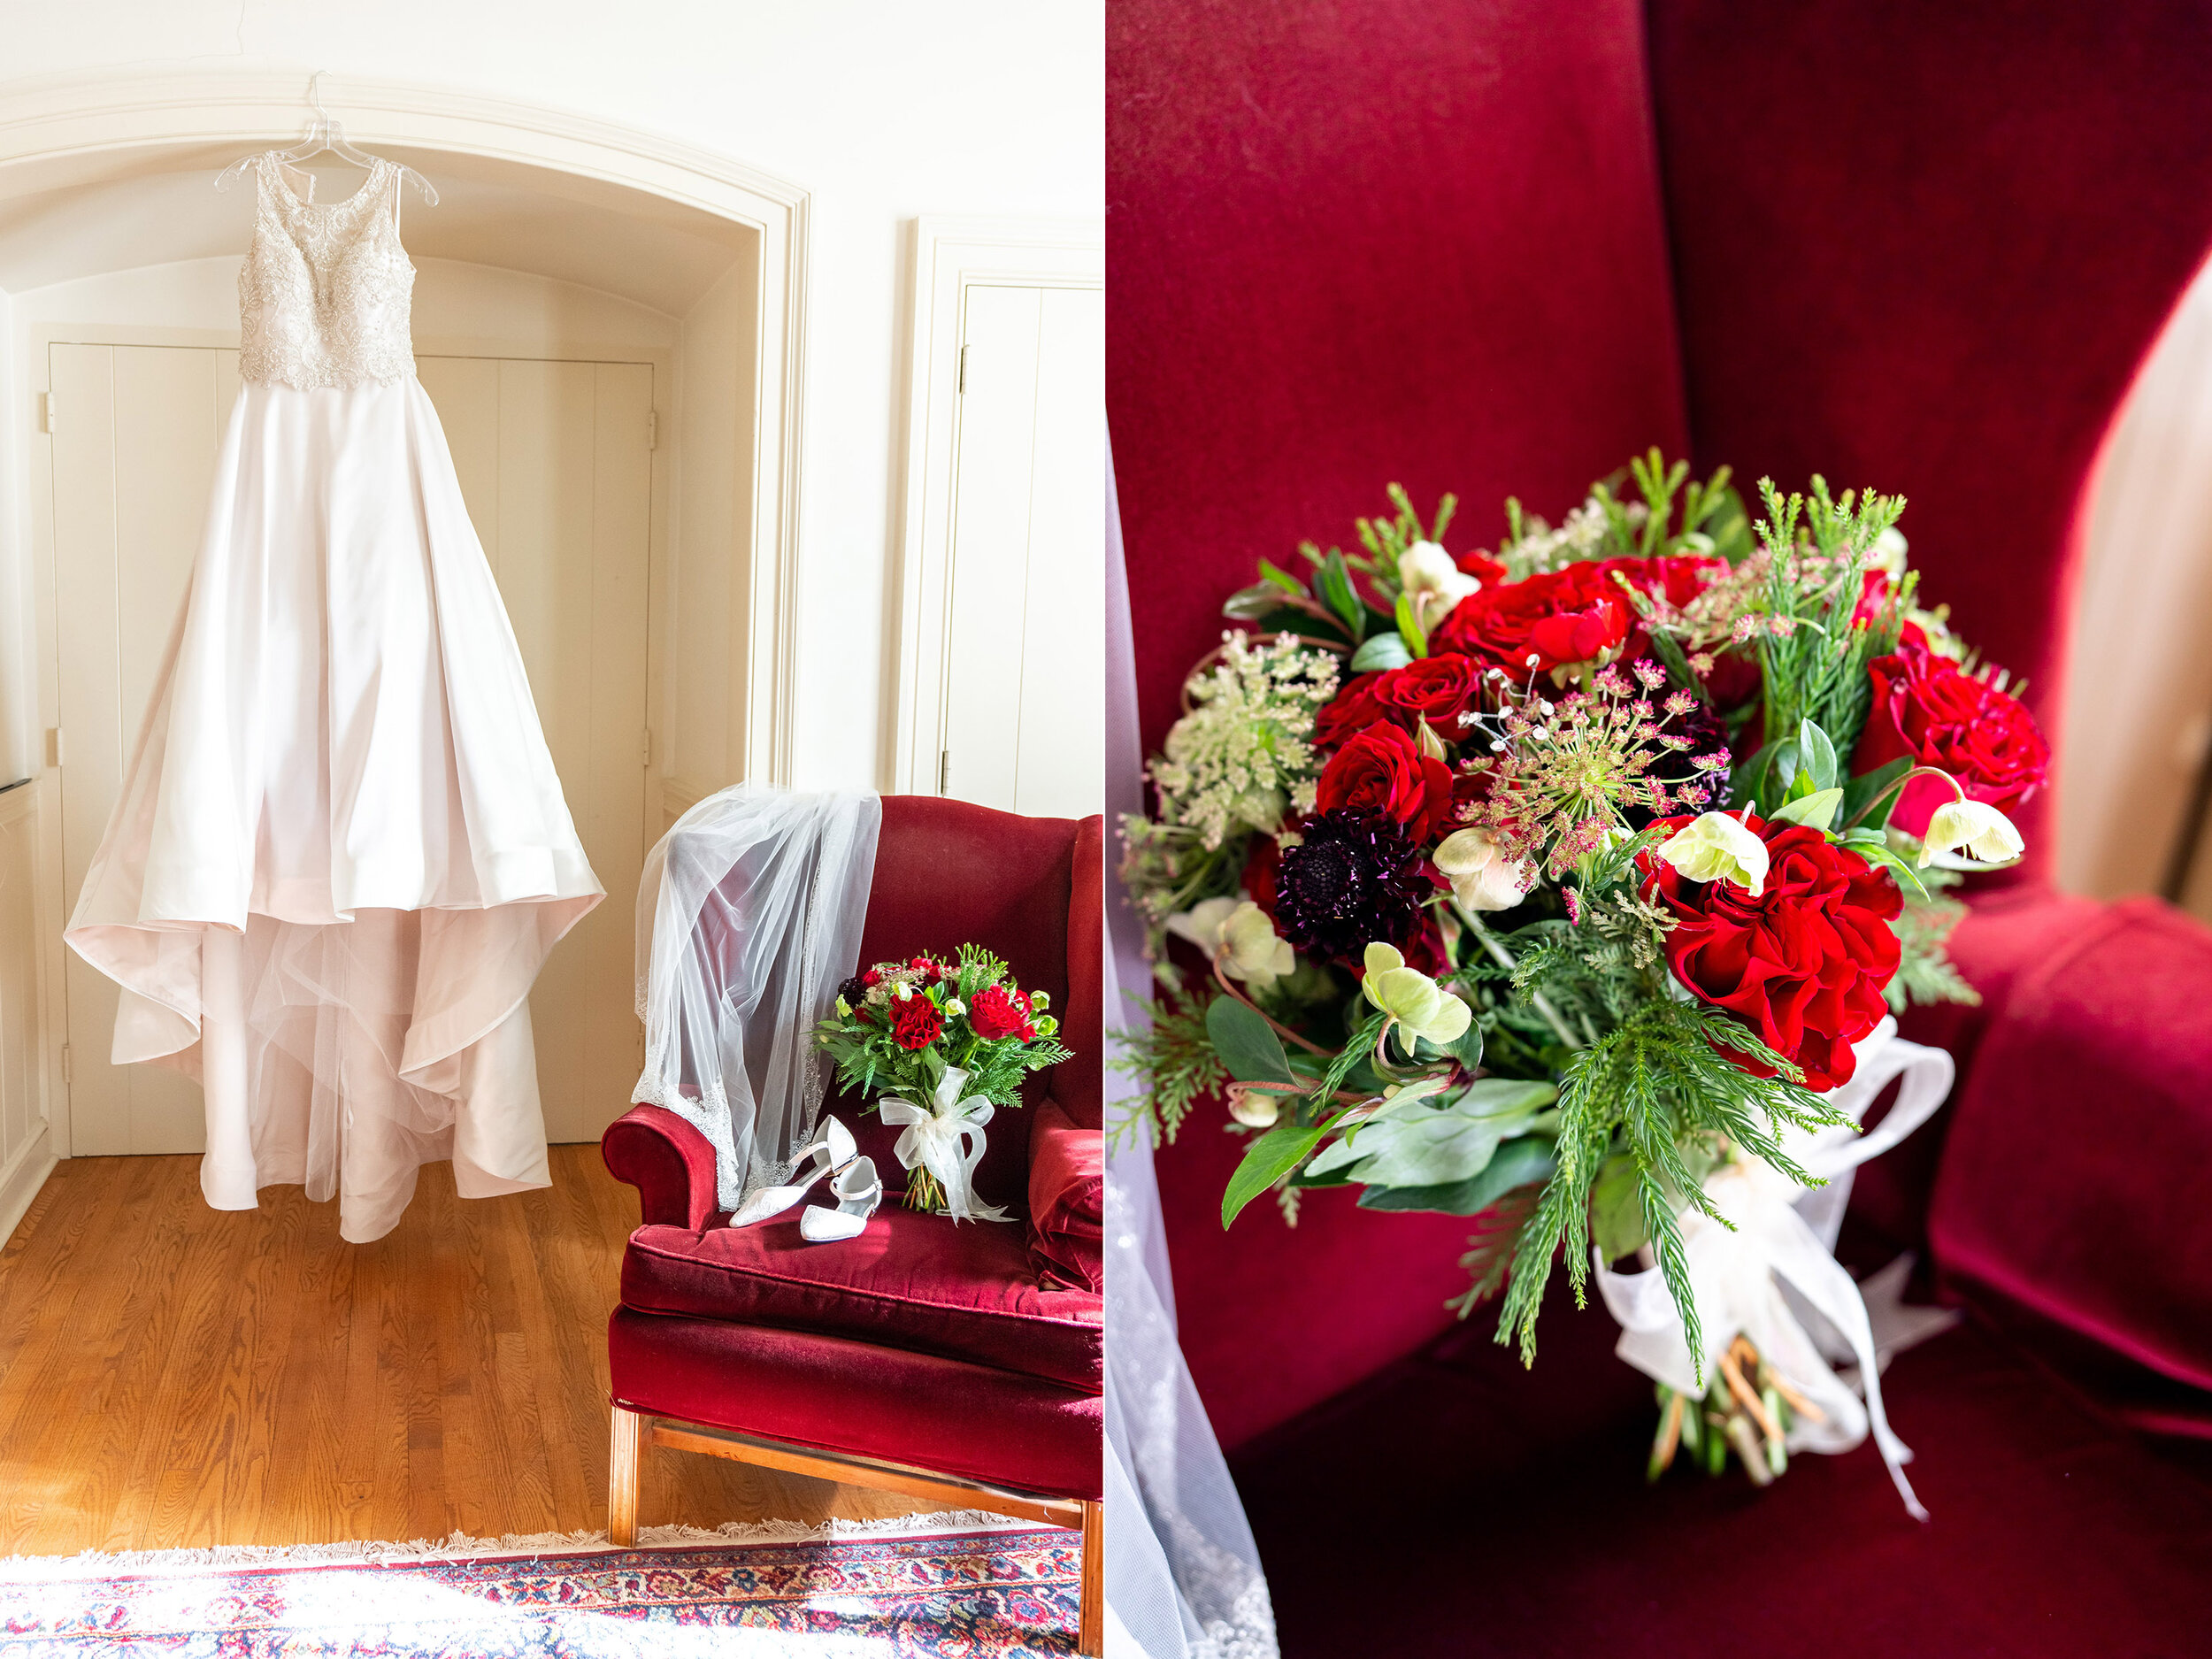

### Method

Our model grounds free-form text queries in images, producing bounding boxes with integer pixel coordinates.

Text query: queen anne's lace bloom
[1150,633,1339,849]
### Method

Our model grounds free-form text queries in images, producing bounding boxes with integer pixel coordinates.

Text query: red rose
[1456,550,1509,585]
[1371,652,1481,731]
[968,983,1033,1041]
[1433,555,1719,675]
[1315,723,1455,841]
[1314,671,1392,748]
[1640,814,1901,1092]
[889,994,943,1050]
[1852,641,2050,837]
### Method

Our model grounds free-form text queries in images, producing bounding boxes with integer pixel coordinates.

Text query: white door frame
[0,71,811,1164]
[888,214,1104,796]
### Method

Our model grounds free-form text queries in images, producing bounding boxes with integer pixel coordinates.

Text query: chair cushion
[1028,1102,1104,1293]
[609,1308,1104,1502]
[620,1204,1103,1393]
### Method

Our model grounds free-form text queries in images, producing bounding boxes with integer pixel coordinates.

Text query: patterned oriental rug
[0,1514,1080,1655]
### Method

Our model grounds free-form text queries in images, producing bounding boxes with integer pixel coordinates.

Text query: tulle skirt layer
[65,377,602,1240]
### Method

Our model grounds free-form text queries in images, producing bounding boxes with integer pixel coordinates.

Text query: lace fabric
[631,785,882,1213]
[1103,448,1279,1657]
[239,152,418,389]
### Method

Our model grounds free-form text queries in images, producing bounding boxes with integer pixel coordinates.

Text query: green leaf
[1223,1119,1327,1226]
[1839,756,1912,829]
[1315,551,1365,640]
[1348,632,1412,674]
[1591,1153,1647,1260]
[1257,559,1308,595]
[1448,1018,1486,1071]
[1356,1134,1559,1215]
[1797,719,1839,793]
[1312,1079,1555,1188]
[1222,582,1287,621]
[1770,786,1844,833]
[1394,591,1428,658]
[1204,996,1300,1087]
[1849,838,1932,902]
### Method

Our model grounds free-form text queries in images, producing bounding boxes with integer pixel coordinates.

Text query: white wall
[2058,253,2212,915]
[0,0,1104,791]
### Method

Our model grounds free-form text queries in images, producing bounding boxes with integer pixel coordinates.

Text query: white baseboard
[0,1125,56,1250]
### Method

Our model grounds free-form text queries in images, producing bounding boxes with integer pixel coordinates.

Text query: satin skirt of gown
[65,378,603,1242]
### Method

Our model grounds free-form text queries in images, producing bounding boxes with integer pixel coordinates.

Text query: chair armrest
[602,1103,721,1230]
[1027,1099,1103,1292]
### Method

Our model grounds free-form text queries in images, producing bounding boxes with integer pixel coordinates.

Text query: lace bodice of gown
[239,152,416,389]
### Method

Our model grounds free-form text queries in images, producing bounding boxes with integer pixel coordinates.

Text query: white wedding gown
[64,153,603,1242]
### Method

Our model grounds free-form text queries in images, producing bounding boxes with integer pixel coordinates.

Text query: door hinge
[60,1044,72,1086]
[956,345,970,395]
[641,727,653,768]
[938,748,951,793]
[45,727,63,769]
[40,392,56,434]
[646,409,659,450]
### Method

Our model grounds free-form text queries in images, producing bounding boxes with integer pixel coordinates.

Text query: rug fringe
[0,1508,1048,1581]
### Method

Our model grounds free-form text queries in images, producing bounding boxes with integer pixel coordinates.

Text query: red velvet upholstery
[621,1210,1102,1392]
[609,1310,1102,1502]
[601,795,1105,1506]
[1930,898,2212,1440]
[1027,1101,1105,1294]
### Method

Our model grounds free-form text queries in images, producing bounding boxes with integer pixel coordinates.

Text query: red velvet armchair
[1110,2,2212,1652]
[600,796,1105,1653]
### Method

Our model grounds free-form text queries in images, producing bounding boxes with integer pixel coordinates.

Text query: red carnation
[968,982,1032,1042]
[907,955,945,983]
[1315,672,1393,748]
[889,994,944,1050]
[1314,723,1455,841]
[1370,652,1481,731]
[1851,641,2049,837]
[1640,814,1901,1092]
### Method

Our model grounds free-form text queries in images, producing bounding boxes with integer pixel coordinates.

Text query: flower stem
[1455,903,1583,1051]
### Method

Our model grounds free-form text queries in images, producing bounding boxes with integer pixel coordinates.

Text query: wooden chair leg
[1079,1497,1103,1656]
[609,1403,642,1547]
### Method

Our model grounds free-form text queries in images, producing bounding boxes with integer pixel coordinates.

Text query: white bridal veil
[1106,453,1280,1657]
[632,785,882,1212]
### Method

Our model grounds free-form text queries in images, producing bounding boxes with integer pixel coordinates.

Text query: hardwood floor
[0,1146,955,1556]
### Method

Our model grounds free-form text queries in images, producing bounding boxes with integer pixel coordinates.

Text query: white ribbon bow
[879,1064,1013,1224]
[1594,1018,1955,1519]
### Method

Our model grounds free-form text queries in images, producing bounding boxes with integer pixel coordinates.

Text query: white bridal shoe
[728,1116,857,1227]
[799,1156,882,1242]
[726,1115,882,1241]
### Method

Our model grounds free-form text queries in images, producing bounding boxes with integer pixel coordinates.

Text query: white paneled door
[47,342,652,1154]
[938,283,1106,819]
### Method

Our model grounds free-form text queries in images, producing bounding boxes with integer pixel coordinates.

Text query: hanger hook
[308,70,330,134]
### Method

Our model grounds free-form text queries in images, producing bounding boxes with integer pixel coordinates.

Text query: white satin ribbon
[1594,1018,1954,1519]
[879,1064,1013,1224]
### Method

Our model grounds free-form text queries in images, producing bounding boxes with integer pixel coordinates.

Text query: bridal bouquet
[1119,453,2048,1502]
[817,946,1069,1220]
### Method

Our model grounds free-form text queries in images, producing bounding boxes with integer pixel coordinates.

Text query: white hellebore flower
[1219,901,1295,989]
[1165,896,1294,990]
[1919,797,2024,867]
[1871,526,1909,577]
[1164,896,1239,954]
[1399,539,1484,634]
[1225,1085,1280,1129]
[1361,942,1472,1048]
[1432,826,1535,913]
[1657,810,1770,897]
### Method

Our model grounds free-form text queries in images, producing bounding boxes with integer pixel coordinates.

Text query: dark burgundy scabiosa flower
[1625,695,1732,830]
[1273,809,1430,963]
